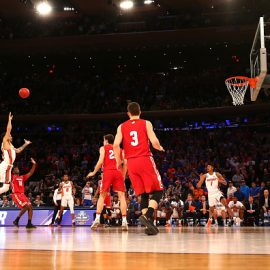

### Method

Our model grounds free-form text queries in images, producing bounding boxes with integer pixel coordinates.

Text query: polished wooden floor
[0,227,270,269]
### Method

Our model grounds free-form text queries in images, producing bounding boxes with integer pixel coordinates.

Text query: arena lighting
[36,1,52,16]
[119,0,134,10]
[144,0,154,4]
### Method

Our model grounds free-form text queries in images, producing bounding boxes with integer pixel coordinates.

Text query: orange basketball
[19,88,30,99]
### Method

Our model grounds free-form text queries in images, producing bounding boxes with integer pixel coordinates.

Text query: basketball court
[0,227,270,269]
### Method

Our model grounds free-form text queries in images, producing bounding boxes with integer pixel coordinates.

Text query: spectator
[82,181,93,207]
[33,195,45,207]
[234,186,245,202]
[183,194,198,226]
[1,196,12,208]
[240,180,250,202]
[244,196,259,226]
[260,189,270,224]
[232,169,245,186]
[197,195,209,225]
[227,181,237,199]
[249,182,260,203]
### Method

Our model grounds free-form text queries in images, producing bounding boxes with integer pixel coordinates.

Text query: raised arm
[216,172,227,186]
[15,139,32,154]
[3,112,13,147]
[146,121,164,151]
[197,174,206,188]
[25,158,36,178]
[113,125,123,169]
[86,147,105,178]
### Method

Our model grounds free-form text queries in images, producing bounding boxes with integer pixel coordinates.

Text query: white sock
[122,216,127,223]
[223,219,226,225]
[95,214,100,221]
[214,219,218,224]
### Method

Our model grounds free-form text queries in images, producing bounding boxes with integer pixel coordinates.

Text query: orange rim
[225,76,258,88]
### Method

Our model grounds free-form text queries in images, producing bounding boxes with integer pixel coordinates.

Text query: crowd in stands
[0,123,270,226]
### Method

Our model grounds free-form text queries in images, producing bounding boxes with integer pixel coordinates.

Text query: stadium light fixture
[144,0,154,4]
[119,0,134,10]
[36,1,52,16]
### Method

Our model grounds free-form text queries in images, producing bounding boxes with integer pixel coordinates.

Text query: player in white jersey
[56,174,76,227]
[0,112,32,194]
[197,164,233,226]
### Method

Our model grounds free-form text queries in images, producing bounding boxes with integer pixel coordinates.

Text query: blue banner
[0,209,96,226]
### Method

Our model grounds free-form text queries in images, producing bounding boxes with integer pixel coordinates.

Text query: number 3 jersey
[121,119,152,159]
[11,174,29,193]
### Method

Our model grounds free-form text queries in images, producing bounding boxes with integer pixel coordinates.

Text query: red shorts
[127,156,163,196]
[101,169,125,193]
[104,193,111,208]
[12,193,31,209]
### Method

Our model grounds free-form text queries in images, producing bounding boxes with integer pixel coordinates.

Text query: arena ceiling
[0,0,256,18]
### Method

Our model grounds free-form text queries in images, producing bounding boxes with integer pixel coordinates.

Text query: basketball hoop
[225,76,257,106]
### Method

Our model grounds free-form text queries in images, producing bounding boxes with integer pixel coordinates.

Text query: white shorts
[216,207,226,216]
[0,162,12,184]
[208,191,224,207]
[61,196,74,214]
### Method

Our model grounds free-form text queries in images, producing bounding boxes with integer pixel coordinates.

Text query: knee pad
[140,193,149,210]
[151,191,163,204]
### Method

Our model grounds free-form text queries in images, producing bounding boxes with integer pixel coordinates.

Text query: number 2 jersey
[103,144,122,171]
[11,174,29,193]
[121,119,152,159]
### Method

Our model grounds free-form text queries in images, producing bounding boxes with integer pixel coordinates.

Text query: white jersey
[61,181,73,197]
[205,172,220,195]
[1,143,16,165]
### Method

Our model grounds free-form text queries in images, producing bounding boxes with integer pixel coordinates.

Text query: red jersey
[103,144,122,171]
[121,119,152,159]
[11,174,29,193]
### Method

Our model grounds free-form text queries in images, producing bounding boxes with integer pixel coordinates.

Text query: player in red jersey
[114,102,164,235]
[11,158,37,228]
[0,112,32,194]
[87,134,128,231]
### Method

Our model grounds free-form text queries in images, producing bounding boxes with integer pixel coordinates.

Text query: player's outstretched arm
[197,174,206,188]
[86,147,105,178]
[113,125,123,169]
[216,172,227,186]
[26,158,37,178]
[3,112,13,145]
[146,121,164,151]
[15,139,32,154]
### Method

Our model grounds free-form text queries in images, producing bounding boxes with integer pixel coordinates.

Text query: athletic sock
[27,219,32,225]
[15,216,20,222]
[145,207,154,219]
[223,219,226,225]
[122,215,127,223]
[95,213,101,221]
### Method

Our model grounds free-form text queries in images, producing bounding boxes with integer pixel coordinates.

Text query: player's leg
[113,170,128,230]
[50,200,60,226]
[221,210,227,226]
[207,205,215,227]
[56,197,66,226]
[68,197,75,227]
[91,192,107,230]
[12,193,29,227]
[117,191,128,230]
[220,197,234,226]
[0,164,11,194]
[25,203,36,228]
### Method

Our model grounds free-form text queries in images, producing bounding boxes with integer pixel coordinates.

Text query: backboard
[250,17,270,101]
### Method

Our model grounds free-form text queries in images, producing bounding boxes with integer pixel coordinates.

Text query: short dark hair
[127,102,141,116]
[104,134,114,144]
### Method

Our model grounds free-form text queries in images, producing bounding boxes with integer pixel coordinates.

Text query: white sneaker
[91,220,100,230]
[122,221,128,231]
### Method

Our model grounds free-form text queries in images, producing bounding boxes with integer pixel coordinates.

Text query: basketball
[19,88,30,99]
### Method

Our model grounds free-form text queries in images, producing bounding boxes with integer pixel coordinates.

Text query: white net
[225,77,249,106]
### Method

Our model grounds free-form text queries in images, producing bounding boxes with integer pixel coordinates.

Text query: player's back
[103,144,118,171]
[121,119,151,159]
